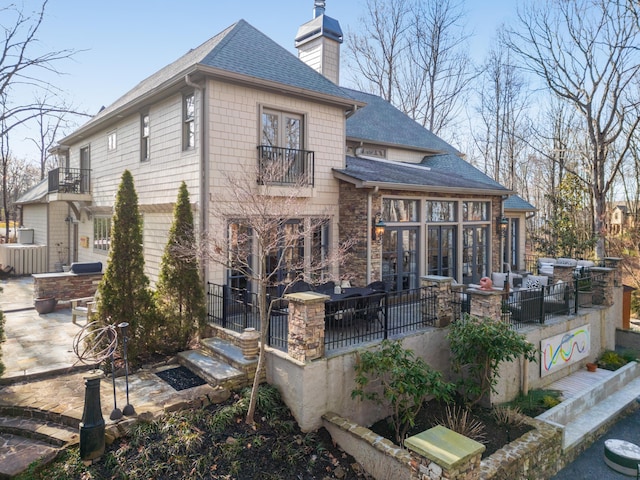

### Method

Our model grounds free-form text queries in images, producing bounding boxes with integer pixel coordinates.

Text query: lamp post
[118,322,136,416]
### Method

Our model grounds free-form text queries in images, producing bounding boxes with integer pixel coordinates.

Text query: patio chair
[366,280,388,292]
[71,296,96,324]
[0,265,14,278]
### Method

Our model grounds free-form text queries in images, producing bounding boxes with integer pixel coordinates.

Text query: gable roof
[334,155,511,195]
[344,88,461,155]
[61,20,360,144]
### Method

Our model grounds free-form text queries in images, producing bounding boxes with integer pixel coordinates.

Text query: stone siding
[32,272,102,302]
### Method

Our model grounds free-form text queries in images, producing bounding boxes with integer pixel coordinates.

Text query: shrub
[437,405,486,444]
[508,389,562,417]
[597,350,632,371]
[352,339,453,445]
[448,314,538,406]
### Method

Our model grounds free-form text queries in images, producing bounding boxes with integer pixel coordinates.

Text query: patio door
[462,226,489,284]
[381,226,418,291]
[427,226,456,278]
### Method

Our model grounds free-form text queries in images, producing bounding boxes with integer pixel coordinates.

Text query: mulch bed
[155,365,207,391]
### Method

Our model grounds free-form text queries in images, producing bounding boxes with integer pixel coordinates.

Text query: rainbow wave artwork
[540,325,591,377]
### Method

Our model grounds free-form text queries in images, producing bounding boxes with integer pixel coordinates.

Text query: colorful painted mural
[540,324,591,376]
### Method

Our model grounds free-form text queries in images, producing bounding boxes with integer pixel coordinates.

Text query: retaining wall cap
[405,425,485,469]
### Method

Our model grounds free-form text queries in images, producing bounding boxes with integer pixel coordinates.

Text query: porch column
[552,264,574,285]
[286,292,328,362]
[467,288,503,321]
[591,266,616,307]
[421,275,453,327]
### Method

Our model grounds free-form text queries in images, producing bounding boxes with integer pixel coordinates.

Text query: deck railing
[48,167,91,194]
[257,145,314,187]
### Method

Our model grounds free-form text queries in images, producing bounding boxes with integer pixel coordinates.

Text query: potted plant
[34,296,57,314]
[575,267,593,306]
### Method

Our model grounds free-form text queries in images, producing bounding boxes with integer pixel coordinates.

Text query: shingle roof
[344,88,461,154]
[64,20,356,140]
[15,179,48,205]
[335,156,511,194]
[504,195,536,212]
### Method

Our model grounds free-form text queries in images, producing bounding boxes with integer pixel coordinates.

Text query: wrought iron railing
[48,167,91,194]
[257,145,314,187]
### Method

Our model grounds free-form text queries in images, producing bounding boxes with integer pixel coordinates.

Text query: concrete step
[200,337,258,371]
[0,414,79,447]
[0,405,80,429]
[562,375,640,450]
[177,349,247,391]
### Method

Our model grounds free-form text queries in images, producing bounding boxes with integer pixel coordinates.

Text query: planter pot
[586,362,597,372]
[578,290,593,307]
[34,297,57,314]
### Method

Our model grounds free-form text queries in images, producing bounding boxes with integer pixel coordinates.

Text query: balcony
[257,146,314,187]
[48,167,91,195]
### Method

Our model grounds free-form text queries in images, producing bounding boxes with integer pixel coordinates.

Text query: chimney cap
[314,1,326,18]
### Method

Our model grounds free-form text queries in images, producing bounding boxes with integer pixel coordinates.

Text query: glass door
[462,226,489,285]
[381,227,419,291]
[427,226,456,278]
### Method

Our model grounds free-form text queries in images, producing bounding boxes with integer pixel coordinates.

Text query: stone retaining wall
[32,272,102,302]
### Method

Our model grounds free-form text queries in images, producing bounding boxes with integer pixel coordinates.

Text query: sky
[10,0,518,162]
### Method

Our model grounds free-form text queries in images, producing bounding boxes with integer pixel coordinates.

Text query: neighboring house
[607,202,639,236]
[16,2,525,289]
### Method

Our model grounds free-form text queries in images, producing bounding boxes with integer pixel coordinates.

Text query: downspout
[185,74,208,284]
[366,186,379,284]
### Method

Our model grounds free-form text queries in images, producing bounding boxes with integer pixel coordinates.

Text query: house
[16,1,525,291]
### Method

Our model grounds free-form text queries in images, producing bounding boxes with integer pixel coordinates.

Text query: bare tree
[346,0,472,138]
[345,0,411,103]
[505,0,640,259]
[474,42,530,190]
[399,0,473,136]
[203,160,353,425]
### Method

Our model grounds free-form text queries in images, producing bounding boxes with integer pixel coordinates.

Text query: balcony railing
[48,167,91,194]
[257,145,314,187]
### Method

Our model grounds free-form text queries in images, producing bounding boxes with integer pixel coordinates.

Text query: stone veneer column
[551,264,574,285]
[421,275,453,327]
[603,257,622,287]
[467,288,503,320]
[285,292,328,362]
[590,266,615,306]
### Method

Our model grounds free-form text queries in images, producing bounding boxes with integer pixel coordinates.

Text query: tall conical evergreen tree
[96,170,156,359]
[155,182,205,350]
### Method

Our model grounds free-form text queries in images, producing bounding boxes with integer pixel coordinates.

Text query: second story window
[259,108,313,186]
[183,93,195,150]
[141,113,150,161]
[107,131,117,151]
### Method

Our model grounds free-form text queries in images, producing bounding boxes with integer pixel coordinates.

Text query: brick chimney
[295,1,343,85]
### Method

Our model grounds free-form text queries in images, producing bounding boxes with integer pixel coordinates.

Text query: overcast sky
[11,0,517,161]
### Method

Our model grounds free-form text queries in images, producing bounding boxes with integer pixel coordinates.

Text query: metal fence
[207,283,438,354]
[502,271,604,329]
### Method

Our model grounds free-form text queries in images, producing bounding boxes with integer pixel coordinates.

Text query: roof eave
[333,171,514,196]
[346,136,455,156]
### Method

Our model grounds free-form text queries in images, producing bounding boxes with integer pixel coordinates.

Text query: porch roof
[334,155,512,195]
[15,179,48,205]
[504,195,536,212]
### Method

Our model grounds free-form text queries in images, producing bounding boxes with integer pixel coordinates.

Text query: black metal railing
[324,286,437,352]
[257,145,314,187]
[206,283,288,352]
[451,288,471,322]
[48,167,91,194]
[503,271,604,329]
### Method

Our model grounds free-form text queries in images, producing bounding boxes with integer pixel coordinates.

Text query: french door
[462,226,489,285]
[381,227,419,292]
[427,226,456,278]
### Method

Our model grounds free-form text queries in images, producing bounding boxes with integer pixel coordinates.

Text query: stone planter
[34,297,57,314]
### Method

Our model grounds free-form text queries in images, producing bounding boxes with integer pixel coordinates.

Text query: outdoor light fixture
[498,216,509,237]
[372,213,386,241]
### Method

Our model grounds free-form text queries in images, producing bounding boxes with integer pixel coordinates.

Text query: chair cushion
[525,275,549,289]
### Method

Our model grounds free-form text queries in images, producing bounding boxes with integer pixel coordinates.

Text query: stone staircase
[177,337,258,392]
[537,361,640,451]
[0,406,79,478]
